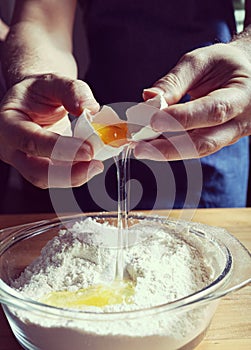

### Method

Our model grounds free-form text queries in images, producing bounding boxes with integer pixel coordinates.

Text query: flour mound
[13,217,214,311]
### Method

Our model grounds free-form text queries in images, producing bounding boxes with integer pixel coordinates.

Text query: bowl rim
[0,212,251,321]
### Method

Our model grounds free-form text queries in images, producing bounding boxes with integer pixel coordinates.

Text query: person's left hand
[134,43,251,161]
[0,74,103,188]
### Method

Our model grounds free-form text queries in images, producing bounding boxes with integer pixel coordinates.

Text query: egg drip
[40,97,168,309]
[40,122,134,310]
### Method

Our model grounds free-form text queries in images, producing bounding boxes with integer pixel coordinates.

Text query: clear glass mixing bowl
[0,213,250,350]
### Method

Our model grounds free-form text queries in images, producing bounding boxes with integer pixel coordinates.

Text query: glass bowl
[0,213,250,350]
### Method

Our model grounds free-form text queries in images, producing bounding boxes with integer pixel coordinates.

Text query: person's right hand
[0,74,104,188]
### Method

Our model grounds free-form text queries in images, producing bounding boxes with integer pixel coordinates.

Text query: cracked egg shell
[74,105,129,161]
[74,95,168,161]
[126,94,168,142]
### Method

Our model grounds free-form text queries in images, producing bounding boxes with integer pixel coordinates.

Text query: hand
[134,43,251,161]
[0,74,104,188]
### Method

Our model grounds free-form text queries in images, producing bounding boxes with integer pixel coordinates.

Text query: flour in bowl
[10,217,220,350]
[13,217,214,310]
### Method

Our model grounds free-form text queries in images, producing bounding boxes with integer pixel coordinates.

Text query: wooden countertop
[0,208,250,350]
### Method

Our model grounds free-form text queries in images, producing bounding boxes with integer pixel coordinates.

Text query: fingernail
[87,160,104,179]
[143,87,164,100]
[134,142,157,160]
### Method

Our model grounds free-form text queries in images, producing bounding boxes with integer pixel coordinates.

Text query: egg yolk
[91,123,128,147]
[40,280,135,309]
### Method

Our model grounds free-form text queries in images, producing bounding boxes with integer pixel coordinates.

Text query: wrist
[229,24,251,60]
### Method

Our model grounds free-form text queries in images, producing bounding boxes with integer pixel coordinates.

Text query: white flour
[10,218,219,350]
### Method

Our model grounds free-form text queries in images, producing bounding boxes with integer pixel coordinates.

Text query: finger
[2,111,93,161]
[45,114,72,135]
[70,160,104,187]
[12,152,104,188]
[150,87,244,132]
[134,119,241,161]
[28,74,100,116]
[48,160,104,188]
[143,50,203,104]
[142,45,237,105]
[134,136,199,161]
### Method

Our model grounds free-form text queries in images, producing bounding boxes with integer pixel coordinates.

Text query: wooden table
[0,208,250,350]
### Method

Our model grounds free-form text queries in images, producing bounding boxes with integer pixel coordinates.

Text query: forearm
[2,0,78,87]
[3,22,77,87]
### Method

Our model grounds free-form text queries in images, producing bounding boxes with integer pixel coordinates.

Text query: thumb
[143,55,198,105]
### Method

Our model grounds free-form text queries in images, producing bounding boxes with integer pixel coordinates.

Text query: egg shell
[74,95,168,161]
[126,95,168,142]
[74,105,128,161]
